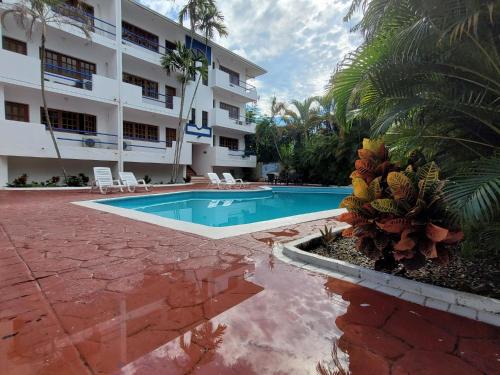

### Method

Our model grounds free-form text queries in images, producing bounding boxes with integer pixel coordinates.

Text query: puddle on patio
[2,248,499,375]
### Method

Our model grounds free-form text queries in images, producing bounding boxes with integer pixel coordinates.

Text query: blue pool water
[99,187,351,227]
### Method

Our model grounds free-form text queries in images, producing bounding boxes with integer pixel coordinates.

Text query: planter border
[277,226,500,326]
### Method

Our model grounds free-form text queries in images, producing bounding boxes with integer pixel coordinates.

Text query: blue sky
[138,0,362,114]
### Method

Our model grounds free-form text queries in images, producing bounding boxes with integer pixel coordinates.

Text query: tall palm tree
[1,0,92,183]
[269,96,287,161]
[285,96,321,142]
[330,0,500,251]
[161,42,207,183]
[182,1,227,134]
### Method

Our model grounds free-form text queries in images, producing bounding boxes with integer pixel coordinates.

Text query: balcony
[0,50,118,103]
[0,120,118,161]
[211,69,258,102]
[121,29,171,65]
[50,3,116,41]
[212,108,256,134]
[122,140,192,165]
[210,146,257,168]
[121,82,181,117]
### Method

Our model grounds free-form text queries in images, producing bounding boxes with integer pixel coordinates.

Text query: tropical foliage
[337,139,463,271]
[255,95,370,185]
[330,0,500,252]
[1,0,92,183]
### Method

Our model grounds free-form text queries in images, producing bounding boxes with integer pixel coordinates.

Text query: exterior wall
[123,163,185,184]
[8,157,116,184]
[0,0,263,185]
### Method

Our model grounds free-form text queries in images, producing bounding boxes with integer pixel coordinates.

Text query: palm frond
[445,156,500,223]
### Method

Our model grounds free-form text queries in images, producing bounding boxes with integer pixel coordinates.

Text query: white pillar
[0,156,8,187]
[115,0,124,172]
[0,84,5,119]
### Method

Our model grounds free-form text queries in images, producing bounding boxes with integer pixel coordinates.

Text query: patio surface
[0,185,499,374]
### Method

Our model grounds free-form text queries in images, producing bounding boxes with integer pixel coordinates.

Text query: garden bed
[299,235,500,300]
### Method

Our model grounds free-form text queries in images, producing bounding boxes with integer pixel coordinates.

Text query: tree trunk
[40,33,68,184]
[170,81,187,183]
[170,26,196,183]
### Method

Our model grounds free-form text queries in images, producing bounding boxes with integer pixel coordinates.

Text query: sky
[138,0,362,115]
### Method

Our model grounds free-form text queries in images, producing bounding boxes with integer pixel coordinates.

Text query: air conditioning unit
[123,140,132,151]
[82,137,99,148]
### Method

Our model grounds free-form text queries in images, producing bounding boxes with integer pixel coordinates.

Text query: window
[165,85,176,109]
[122,21,159,52]
[220,102,240,120]
[123,72,158,99]
[220,65,239,86]
[202,111,208,127]
[191,108,196,124]
[165,128,176,147]
[40,108,96,133]
[123,121,159,142]
[5,102,29,122]
[219,136,239,151]
[2,36,27,55]
[165,39,176,52]
[42,49,96,87]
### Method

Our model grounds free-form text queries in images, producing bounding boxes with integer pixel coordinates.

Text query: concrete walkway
[0,186,498,374]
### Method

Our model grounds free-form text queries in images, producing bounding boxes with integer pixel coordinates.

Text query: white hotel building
[0,0,266,186]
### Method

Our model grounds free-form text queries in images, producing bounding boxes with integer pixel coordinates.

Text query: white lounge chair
[92,167,124,194]
[207,172,229,189]
[222,200,234,206]
[223,173,248,189]
[119,172,152,193]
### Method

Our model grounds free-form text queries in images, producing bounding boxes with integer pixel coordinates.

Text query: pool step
[190,176,210,184]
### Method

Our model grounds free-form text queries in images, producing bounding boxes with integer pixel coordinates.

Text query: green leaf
[371,199,399,214]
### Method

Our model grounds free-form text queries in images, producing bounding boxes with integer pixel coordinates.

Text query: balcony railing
[122,29,171,55]
[142,92,175,109]
[50,127,177,151]
[221,70,256,94]
[52,128,118,149]
[51,4,116,39]
[226,114,255,126]
[44,63,93,90]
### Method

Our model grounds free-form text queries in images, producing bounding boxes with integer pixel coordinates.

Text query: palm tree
[285,96,321,142]
[1,0,92,183]
[330,0,500,251]
[161,42,207,183]
[269,96,288,160]
[182,1,227,135]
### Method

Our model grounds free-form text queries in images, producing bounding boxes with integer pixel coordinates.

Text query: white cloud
[139,0,363,114]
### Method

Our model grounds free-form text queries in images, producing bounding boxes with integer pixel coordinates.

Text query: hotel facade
[0,0,265,186]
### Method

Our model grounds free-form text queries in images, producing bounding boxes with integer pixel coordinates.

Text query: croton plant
[337,139,463,271]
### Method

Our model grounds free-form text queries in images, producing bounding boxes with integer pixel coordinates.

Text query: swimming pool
[74,187,350,239]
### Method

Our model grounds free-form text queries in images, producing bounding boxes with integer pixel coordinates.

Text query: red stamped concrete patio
[0,185,499,374]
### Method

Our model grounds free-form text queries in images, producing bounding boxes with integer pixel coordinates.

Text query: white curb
[276,228,500,326]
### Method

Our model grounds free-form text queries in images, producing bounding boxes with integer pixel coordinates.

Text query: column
[0,84,5,119]
[0,156,8,187]
[115,0,124,172]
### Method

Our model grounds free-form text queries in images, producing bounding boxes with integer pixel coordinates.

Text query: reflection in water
[106,191,346,227]
[316,342,350,375]
[2,262,263,374]
[170,322,227,372]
